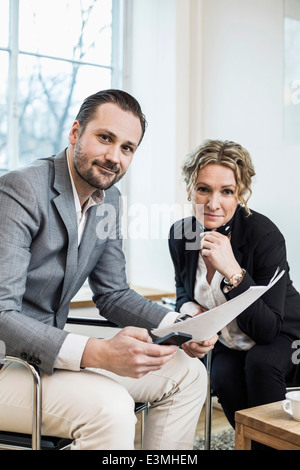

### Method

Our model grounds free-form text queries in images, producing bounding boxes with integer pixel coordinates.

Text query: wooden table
[235,401,300,450]
[70,285,175,308]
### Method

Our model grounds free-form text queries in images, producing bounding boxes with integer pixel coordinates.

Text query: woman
[169,139,300,432]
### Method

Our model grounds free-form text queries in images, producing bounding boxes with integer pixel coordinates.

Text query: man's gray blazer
[0,151,168,374]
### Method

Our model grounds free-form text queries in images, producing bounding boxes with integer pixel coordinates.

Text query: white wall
[201,0,300,287]
[124,0,300,291]
[123,0,197,291]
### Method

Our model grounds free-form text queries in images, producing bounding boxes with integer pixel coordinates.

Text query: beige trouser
[0,350,207,450]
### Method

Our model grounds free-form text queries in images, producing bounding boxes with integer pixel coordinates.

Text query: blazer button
[32,356,41,365]
[21,352,32,361]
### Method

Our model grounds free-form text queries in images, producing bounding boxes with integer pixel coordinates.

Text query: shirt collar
[66,149,105,218]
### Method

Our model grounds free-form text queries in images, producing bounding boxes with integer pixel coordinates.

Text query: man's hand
[181,334,218,359]
[81,326,177,378]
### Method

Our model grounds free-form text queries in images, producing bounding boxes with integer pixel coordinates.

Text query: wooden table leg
[235,422,251,450]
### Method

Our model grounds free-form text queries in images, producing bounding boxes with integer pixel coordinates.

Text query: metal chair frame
[204,349,213,450]
[0,316,148,450]
[0,354,43,450]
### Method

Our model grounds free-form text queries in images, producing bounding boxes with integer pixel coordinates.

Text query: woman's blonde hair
[182,140,256,215]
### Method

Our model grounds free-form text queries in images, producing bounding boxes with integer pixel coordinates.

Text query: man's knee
[173,350,207,383]
[73,377,135,427]
[72,386,136,449]
[168,350,208,404]
[98,389,136,425]
[42,369,136,437]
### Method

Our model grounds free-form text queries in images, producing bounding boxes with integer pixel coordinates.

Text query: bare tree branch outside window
[0,0,114,170]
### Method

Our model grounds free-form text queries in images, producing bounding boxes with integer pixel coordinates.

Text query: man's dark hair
[75,89,147,144]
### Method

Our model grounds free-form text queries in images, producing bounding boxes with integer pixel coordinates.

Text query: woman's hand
[200,231,241,280]
[181,334,218,359]
[193,304,208,315]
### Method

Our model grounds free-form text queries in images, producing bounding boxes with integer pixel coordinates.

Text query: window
[284,2,300,144]
[0,0,124,172]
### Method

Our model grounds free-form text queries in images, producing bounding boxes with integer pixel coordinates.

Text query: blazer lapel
[183,216,201,299]
[230,206,247,266]
[185,249,199,299]
[52,151,79,302]
[77,205,99,266]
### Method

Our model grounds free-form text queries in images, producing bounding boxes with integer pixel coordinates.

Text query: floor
[197,404,232,436]
[134,403,232,450]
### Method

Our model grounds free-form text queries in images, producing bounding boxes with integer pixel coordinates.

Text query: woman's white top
[180,253,255,350]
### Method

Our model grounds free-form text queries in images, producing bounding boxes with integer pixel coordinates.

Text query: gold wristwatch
[223,269,246,293]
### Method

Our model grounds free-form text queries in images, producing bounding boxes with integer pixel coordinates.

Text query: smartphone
[154,332,192,346]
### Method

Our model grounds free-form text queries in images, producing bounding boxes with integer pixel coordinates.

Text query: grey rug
[194,429,235,450]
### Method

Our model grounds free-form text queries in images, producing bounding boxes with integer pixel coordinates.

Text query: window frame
[284,0,300,144]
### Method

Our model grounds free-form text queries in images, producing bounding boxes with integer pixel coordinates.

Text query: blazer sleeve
[168,223,194,311]
[224,228,288,344]
[0,172,68,375]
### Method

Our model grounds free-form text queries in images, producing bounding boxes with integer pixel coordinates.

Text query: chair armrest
[66,316,119,328]
[161,297,176,309]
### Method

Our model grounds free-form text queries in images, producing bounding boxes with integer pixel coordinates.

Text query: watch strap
[175,313,192,323]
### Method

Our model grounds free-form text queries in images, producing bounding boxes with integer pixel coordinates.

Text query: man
[0,90,214,450]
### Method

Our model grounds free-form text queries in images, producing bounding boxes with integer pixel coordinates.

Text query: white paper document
[152,268,285,342]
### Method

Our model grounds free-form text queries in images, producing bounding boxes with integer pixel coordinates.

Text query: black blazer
[169,207,300,344]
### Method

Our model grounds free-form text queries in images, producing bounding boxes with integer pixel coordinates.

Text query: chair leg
[140,404,148,449]
[30,364,42,450]
[204,350,213,450]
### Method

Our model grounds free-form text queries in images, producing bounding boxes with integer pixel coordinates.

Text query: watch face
[223,270,245,293]
[232,274,242,284]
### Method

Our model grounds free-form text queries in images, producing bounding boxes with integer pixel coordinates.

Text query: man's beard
[73,142,125,190]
